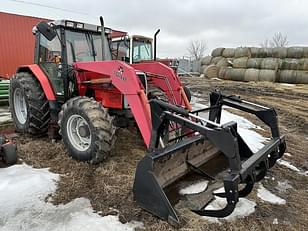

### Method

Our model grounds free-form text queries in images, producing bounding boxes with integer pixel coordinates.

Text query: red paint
[74,61,152,146]
[110,29,127,39]
[0,12,49,79]
[17,65,56,100]
[132,62,186,107]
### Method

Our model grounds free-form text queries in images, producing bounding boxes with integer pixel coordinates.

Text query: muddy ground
[1,77,308,230]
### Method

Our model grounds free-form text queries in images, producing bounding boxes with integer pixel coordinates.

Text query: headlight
[65,21,74,27]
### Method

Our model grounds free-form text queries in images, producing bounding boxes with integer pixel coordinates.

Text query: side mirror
[36,21,56,41]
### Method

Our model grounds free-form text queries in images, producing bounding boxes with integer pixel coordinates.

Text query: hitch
[133,91,286,225]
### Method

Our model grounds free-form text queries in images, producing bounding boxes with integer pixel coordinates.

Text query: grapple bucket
[133,91,286,226]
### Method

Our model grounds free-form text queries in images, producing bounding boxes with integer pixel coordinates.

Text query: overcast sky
[2,0,308,58]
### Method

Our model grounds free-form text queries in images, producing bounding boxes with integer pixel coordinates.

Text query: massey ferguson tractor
[9,17,286,226]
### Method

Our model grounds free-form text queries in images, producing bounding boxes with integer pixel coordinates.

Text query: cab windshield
[65,30,111,64]
[132,38,152,62]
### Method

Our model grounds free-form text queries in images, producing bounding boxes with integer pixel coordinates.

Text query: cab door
[37,32,64,96]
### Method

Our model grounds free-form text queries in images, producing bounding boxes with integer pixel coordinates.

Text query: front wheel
[58,96,117,163]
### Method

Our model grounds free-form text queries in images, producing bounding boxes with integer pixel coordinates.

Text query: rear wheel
[10,72,50,134]
[58,96,116,163]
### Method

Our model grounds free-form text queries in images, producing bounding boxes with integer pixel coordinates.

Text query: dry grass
[8,77,308,230]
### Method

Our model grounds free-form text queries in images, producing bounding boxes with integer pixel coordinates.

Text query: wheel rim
[66,114,91,152]
[13,88,27,125]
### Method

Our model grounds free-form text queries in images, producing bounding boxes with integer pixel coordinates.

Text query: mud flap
[133,91,286,225]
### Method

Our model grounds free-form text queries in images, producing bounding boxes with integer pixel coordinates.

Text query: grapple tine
[238,182,254,197]
[192,202,236,218]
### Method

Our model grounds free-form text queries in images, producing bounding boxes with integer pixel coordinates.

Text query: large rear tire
[58,96,116,164]
[9,72,50,135]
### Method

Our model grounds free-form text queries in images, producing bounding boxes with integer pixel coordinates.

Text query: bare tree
[187,40,207,60]
[270,32,289,47]
[260,32,289,48]
[260,38,270,48]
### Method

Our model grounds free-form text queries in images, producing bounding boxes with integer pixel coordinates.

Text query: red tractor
[9,17,286,226]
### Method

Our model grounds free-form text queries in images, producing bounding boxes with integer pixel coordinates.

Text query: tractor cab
[33,19,112,98]
[111,34,153,64]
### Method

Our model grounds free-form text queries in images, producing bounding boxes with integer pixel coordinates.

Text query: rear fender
[16,64,56,100]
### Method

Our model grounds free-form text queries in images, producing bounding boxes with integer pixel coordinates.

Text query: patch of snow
[203,197,256,223]
[277,159,307,176]
[275,181,293,193]
[284,153,292,157]
[213,187,225,194]
[257,184,286,205]
[273,218,279,224]
[299,171,308,177]
[211,78,222,81]
[0,164,143,231]
[179,180,209,195]
[0,107,11,124]
[190,96,267,153]
[277,159,300,172]
[280,83,296,87]
[221,110,267,152]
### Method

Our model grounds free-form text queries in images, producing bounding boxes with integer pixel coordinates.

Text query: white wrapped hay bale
[295,71,308,84]
[259,70,277,82]
[218,67,234,80]
[260,58,281,70]
[280,58,299,70]
[244,69,260,82]
[204,65,219,78]
[201,56,213,65]
[211,48,225,57]
[216,57,231,67]
[272,47,288,59]
[287,47,304,58]
[297,59,308,70]
[211,56,224,65]
[225,68,246,81]
[279,70,308,83]
[279,70,297,83]
[233,57,248,68]
[247,58,262,69]
[222,48,235,58]
[303,47,308,58]
[250,47,260,58]
[234,47,251,58]
[258,48,273,58]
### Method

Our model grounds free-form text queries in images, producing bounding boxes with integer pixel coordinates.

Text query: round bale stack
[200,46,308,84]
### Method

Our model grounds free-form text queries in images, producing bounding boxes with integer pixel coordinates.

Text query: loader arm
[132,62,191,110]
[74,61,152,146]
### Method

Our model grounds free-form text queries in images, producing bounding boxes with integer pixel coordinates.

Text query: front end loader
[133,92,286,225]
[9,17,286,226]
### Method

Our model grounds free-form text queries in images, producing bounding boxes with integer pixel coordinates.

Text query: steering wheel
[133,54,141,61]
